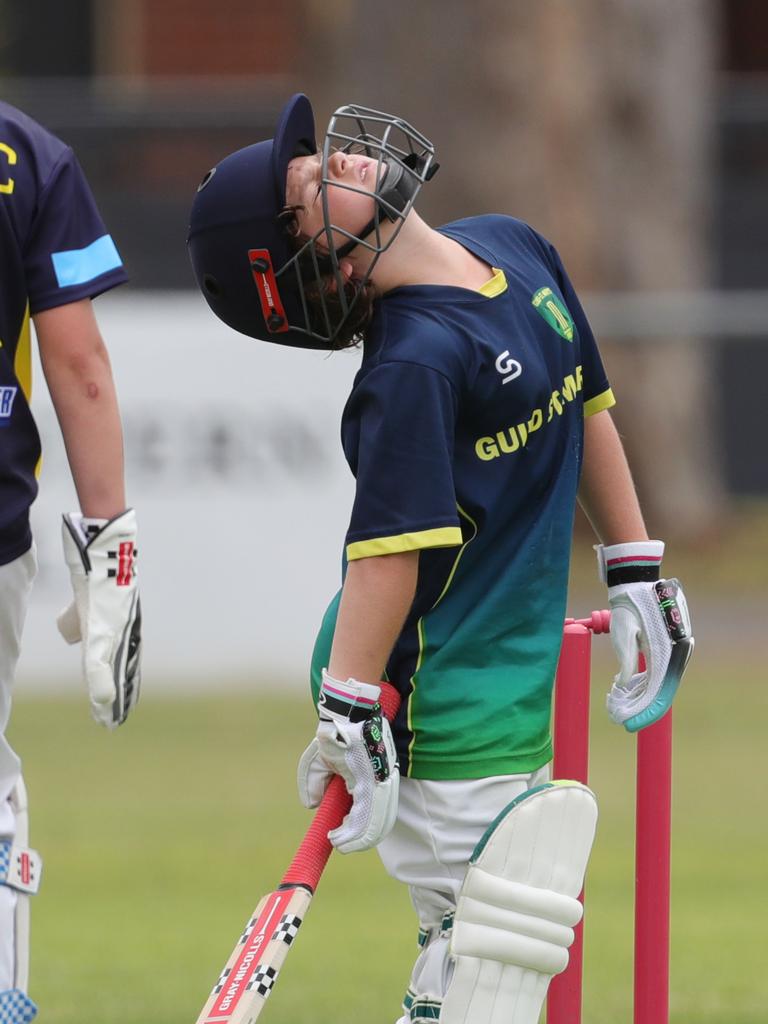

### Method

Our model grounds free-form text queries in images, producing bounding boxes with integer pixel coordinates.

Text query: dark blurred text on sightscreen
[35,406,334,489]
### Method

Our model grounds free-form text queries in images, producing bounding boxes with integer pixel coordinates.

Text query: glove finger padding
[306,671,400,854]
[607,579,693,732]
[60,509,142,729]
[609,599,651,687]
[56,600,82,644]
[297,738,334,809]
[323,715,399,854]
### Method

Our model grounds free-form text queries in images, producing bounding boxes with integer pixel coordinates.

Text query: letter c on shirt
[0,142,17,195]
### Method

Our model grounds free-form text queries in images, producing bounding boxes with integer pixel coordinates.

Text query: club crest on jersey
[532,286,574,342]
[0,386,18,425]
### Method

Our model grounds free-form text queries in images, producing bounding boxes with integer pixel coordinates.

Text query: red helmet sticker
[248,249,289,333]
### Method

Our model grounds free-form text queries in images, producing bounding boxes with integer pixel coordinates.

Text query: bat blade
[194,683,400,1023]
[196,884,312,1024]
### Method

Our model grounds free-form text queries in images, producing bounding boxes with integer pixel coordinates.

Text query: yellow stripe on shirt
[346,526,463,561]
[12,303,42,478]
[14,303,32,400]
[584,387,616,417]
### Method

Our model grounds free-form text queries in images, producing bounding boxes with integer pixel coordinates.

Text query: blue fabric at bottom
[0,989,37,1023]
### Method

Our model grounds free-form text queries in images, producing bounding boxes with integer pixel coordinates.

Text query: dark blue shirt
[0,102,127,564]
[311,215,615,779]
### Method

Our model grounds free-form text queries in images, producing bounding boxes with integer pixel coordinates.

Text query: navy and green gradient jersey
[0,102,128,565]
[311,215,615,781]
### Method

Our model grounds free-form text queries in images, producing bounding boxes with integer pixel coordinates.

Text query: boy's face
[285,150,386,253]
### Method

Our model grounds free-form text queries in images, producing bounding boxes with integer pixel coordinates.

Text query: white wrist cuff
[595,540,665,584]
[319,669,381,722]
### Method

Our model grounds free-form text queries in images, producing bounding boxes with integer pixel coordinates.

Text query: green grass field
[8,648,767,1023]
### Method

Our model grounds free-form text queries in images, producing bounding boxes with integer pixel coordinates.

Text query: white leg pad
[441,781,598,1024]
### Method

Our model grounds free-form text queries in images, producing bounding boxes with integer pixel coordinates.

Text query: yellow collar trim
[478,267,507,298]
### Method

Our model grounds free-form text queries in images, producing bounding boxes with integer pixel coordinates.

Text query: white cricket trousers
[0,547,36,990]
[377,768,550,1024]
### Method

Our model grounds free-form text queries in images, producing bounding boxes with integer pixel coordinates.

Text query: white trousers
[377,767,550,1024]
[0,546,36,990]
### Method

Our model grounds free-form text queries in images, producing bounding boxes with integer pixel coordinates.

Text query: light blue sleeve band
[51,234,123,288]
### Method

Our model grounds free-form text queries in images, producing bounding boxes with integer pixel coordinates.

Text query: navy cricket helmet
[187,94,439,350]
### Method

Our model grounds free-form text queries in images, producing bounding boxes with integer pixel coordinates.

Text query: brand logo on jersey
[532,286,574,342]
[495,351,522,384]
[0,386,18,424]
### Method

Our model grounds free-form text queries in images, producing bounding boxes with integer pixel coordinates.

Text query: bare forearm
[578,409,648,545]
[35,300,126,518]
[328,550,419,685]
[52,364,126,518]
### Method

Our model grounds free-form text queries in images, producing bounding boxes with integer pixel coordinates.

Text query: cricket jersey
[311,214,615,780]
[0,102,128,565]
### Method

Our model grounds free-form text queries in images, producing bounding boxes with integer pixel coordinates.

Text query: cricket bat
[195,682,401,1024]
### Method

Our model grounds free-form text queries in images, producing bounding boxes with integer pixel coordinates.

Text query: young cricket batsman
[188,94,693,1023]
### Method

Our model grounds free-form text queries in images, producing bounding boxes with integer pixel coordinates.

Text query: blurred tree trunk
[302,0,724,543]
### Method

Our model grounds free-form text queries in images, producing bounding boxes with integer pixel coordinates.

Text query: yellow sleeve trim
[346,526,463,561]
[14,303,32,400]
[584,388,616,417]
[478,268,507,298]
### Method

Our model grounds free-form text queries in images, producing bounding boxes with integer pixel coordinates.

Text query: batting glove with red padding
[297,670,399,854]
[57,509,142,729]
[597,540,694,732]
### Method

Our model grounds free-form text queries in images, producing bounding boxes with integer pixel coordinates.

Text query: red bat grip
[280,682,401,891]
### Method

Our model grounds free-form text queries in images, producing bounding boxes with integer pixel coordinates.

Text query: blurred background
[1,4,767,1022]
[2,0,766,686]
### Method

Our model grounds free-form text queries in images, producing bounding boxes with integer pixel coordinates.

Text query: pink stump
[547,623,592,1024]
[634,708,672,1024]
[547,614,671,1024]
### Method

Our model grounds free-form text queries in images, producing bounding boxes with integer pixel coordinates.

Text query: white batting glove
[297,670,399,854]
[597,541,694,732]
[58,509,142,729]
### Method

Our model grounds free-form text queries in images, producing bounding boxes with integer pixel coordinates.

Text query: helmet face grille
[278,104,438,346]
[322,104,438,255]
[188,96,437,350]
